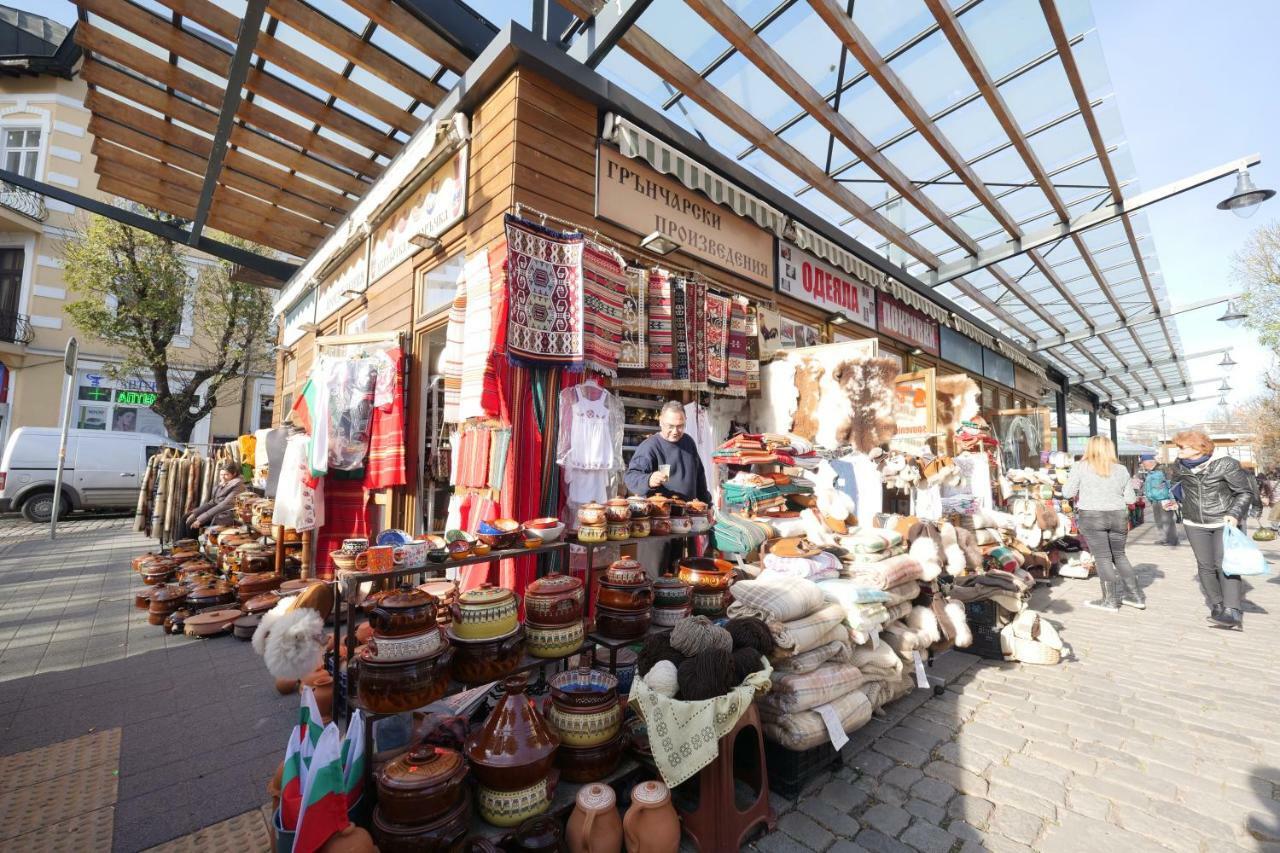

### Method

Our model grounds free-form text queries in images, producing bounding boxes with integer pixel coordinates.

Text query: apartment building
[0,6,274,448]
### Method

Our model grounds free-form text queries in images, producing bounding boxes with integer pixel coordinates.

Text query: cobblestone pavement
[750,519,1280,853]
[0,516,293,852]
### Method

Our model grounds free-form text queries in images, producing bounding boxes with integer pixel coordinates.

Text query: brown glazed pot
[446,627,525,686]
[549,664,618,710]
[559,736,626,785]
[677,557,734,591]
[236,572,283,603]
[371,788,471,853]
[523,573,586,626]
[605,558,646,586]
[596,580,654,612]
[593,605,650,641]
[465,674,560,792]
[353,643,453,715]
[651,574,692,607]
[509,815,566,852]
[375,744,469,826]
[365,587,438,638]
[186,580,237,609]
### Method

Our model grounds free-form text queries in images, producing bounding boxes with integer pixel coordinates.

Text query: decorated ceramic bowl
[447,626,526,685]
[476,779,552,828]
[522,518,565,544]
[668,516,692,535]
[547,700,622,748]
[606,521,631,541]
[678,557,734,591]
[604,499,631,523]
[524,574,585,625]
[367,627,445,662]
[629,517,651,538]
[577,524,607,544]
[450,585,519,641]
[525,620,585,659]
[375,528,412,547]
[651,602,692,627]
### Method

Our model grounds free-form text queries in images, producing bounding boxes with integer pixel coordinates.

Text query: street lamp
[1217,300,1248,327]
[1217,395,1229,406]
[1219,352,1237,368]
[1217,166,1275,218]
[1218,379,1232,392]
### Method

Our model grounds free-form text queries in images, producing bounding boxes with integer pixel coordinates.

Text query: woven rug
[727,296,749,397]
[618,266,647,370]
[505,215,584,368]
[581,242,627,376]
[745,305,761,393]
[641,268,674,385]
[705,289,730,388]
[672,277,689,386]
[691,278,706,390]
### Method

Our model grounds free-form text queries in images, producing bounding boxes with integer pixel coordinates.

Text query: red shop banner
[776,241,877,329]
[877,292,940,356]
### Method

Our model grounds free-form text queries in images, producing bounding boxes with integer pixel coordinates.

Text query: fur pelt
[935,374,980,437]
[954,526,984,570]
[814,361,855,449]
[939,524,966,574]
[814,461,856,523]
[906,605,942,646]
[756,359,799,436]
[945,600,972,648]
[263,608,326,681]
[253,598,293,657]
[832,357,899,452]
[790,357,825,441]
[909,535,942,582]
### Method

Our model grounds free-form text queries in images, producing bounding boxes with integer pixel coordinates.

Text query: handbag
[1222,525,1270,576]
[1253,528,1277,542]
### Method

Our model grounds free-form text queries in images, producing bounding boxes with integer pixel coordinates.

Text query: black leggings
[1078,509,1138,593]
[1183,524,1241,609]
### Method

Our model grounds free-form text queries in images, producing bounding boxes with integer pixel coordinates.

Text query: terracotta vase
[301,670,334,724]
[465,674,561,792]
[622,781,680,853]
[567,783,622,853]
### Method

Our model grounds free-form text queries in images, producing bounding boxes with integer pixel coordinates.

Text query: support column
[1089,408,1098,437]
[1057,378,1069,452]
[1110,411,1119,446]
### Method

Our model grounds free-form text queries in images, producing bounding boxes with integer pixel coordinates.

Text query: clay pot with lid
[524,573,585,626]
[605,558,646,586]
[186,579,237,609]
[364,587,438,638]
[577,502,607,528]
[623,781,680,853]
[597,579,653,612]
[236,544,275,575]
[604,499,631,523]
[567,782,623,850]
[449,584,519,641]
[375,744,469,826]
[594,605,650,641]
[627,496,651,519]
[352,642,453,715]
[465,674,560,792]
[237,572,283,603]
[447,626,525,686]
[372,788,471,853]
[652,574,692,607]
[647,496,672,519]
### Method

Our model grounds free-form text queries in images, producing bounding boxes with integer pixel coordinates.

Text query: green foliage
[1234,220,1280,352]
[61,204,275,441]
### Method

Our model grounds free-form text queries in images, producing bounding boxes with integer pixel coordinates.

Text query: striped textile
[727,297,749,397]
[672,277,689,385]
[770,603,848,659]
[759,664,868,715]
[760,686,873,752]
[705,290,730,388]
[482,241,509,419]
[442,281,467,423]
[581,243,626,376]
[316,474,370,581]
[690,278,707,389]
[454,427,491,490]
[617,266,647,370]
[505,216,585,368]
[487,428,512,491]
[771,638,855,676]
[645,269,674,383]
[459,251,492,421]
[727,576,827,623]
[363,346,406,490]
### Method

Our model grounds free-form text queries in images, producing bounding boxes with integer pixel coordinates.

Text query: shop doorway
[415,324,448,535]
[0,248,22,343]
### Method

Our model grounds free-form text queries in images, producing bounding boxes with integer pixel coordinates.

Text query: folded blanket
[847,527,903,554]
[975,528,1003,546]
[885,601,912,622]
[816,579,890,604]
[883,622,930,655]
[727,576,826,623]
[759,664,866,715]
[771,638,854,675]
[840,544,907,566]
[850,641,902,681]
[714,512,772,554]
[760,551,842,582]
[770,604,849,659]
[884,580,922,608]
[865,672,916,709]
[847,554,923,590]
[761,686,874,751]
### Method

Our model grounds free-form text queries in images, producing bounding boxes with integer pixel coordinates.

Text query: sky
[11,0,1280,437]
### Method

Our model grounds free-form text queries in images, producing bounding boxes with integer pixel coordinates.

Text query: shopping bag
[1222,525,1271,576]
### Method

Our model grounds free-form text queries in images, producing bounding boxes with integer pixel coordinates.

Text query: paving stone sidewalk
[750,518,1280,853]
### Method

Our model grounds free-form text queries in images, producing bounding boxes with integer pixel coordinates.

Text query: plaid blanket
[759,551,842,582]
[841,545,907,567]
[770,603,849,659]
[713,512,772,554]
[581,243,626,376]
[759,664,867,715]
[847,554,923,590]
[847,527,904,554]
[851,639,902,675]
[761,686,873,751]
[771,638,854,675]
[727,576,827,623]
[884,580,923,607]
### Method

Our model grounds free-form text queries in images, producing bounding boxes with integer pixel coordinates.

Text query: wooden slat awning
[72,0,491,262]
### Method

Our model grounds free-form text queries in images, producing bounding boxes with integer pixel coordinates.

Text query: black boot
[1086,581,1120,612]
[1206,603,1224,624]
[1212,607,1243,630]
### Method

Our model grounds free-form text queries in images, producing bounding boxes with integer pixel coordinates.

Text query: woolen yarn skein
[670,615,733,657]
[636,632,683,677]
[676,649,735,701]
[643,659,679,697]
[731,646,765,683]
[725,616,775,656]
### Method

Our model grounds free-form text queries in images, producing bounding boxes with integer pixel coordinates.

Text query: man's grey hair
[660,400,685,418]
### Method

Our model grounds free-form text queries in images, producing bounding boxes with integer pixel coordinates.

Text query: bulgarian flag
[279,725,305,831]
[293,723,349,853]
[290,371,329,478]
[341,710,367,806]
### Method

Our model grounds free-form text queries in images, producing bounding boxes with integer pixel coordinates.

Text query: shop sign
[877,292,939,356]
[982,347,1015,387]
[281,252,366,347]
[893,368,937,438]
[776,241,876,328]
[596,144,774,286]
[1014,365,1044,398]
[939,326,984,374]
[369,147,468,286]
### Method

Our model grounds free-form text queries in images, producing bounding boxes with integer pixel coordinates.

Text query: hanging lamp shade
[1217,167,1275,218]
[1217,300,1247,327]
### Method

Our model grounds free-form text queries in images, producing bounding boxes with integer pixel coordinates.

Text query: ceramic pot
[141,566,174,586]
[559,735,625,787]
[677,557,733,591]
[667,500,686,518]
[525,620,585,659]
[667,517,691,535]
[375,744,468,826]
[623,781,680,853]
[508,815,565,852]
[594,605,650,641]
[578,502,607,527]
[649,519,671,536]
[629,518,650,538]
[689,516,710,534]
[244,592,281,615]
[549,664,618,710]
[606,522,630,542]
[185,580,236,609]
[524,574,586,626]
[183,608,240,638]
[476,778,554,828]
[651,574,691,607]
[352,643,452,714]
[685,500,708,519]
[342,537,370,554]
[449,584,519,640]
[596,580,654,612]
[568,786,623,853]
[577,524,607,544]
[372,788,471,853]
[232,614,260,640]
[365,587,438,637]
[627,496,651,518]
[522,519,566,544]
[236,572,282,603]
[355,545,395,573]
[650,603,692,628]
[134,589,154,610]
[300,670,334,723]
[465,674,560,792]
[447,626,526,685]
[368,627,444,662]
[605,558,646,586]
[237,544,275,575]
[691,589,727,617]
[604,499,631,523]
[647,496,672,519]
[591,647,638,695]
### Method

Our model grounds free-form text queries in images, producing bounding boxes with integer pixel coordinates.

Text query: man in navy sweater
[624,401,711,503]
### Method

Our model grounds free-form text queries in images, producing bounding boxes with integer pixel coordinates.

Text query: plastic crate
[764,739,840,799]
[964,599,1006,661]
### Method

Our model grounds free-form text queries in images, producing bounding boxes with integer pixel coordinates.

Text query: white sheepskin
[909,536,942,582]
[263,608,326,681]
[755,359,799,435]
[906,605,941,646]
[945,601,972,648]
[252,598,293,657]
[800,508,836,546]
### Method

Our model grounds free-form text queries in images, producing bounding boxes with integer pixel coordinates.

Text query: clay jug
[622,781,679,853]
[301,670,334,724]
[567,783,622,853]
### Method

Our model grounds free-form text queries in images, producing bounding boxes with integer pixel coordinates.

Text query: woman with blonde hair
[1166,429,1254,630]
[1063,435,1139,612]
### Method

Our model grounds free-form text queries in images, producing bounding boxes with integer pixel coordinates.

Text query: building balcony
[0,180,48,223]
[0,311,35,345]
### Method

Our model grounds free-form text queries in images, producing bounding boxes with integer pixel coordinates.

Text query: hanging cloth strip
[581,242,627,377]
[364,346,407,490]
[442,272,467,423]
[459,251,493,421]
[617,266,648,371]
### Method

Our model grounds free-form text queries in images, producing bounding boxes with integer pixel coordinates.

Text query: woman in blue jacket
[1141,458,1178,546]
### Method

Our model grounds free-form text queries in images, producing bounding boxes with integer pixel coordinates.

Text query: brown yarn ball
[731,646,765,683]
[670,615,733,656]
[676,649,735,701]
[725,617,775,657]
[636,632,684,677]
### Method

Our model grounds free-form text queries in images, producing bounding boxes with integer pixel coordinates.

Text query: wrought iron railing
[0,311,34,345]
[0,180,48,222]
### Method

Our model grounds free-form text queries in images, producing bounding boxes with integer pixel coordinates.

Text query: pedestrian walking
[1063,435,1142,612]
[1141,457,1179,546]
[1238,461,1262,535]
[1165,429,1255,631]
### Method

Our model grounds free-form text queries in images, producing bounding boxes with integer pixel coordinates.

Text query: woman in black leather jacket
[1166,429,1254,630]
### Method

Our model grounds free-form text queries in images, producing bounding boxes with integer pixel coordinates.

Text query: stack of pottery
[667,500,692,535]
[623,781,681,853]
[650,574,693,627]
[686,500,712,533]
[251,498,275,535]
[416,579,458,627]
[185,578,237,611]
[232,543,274,577]
[591,645,638,695]
[371,745,471,852]
[364,588,447,661]
[605,499,632,541]
[235,571,283,604]
[627,496,651,538]
[447,585,524,686]
[352,642,452,715]
[648,497,672,536]
[147,584,188,625]
[477,518,522,551]
[595,559,652,641]
[549,665,623,783]
[567,783,623,853]
[235,491,259,525]
[577,502,607,543]
[137,555,181,585]
[678,557,734,617]
[522,517,567,545]
[524,574,586,659]
[466,674,560,827]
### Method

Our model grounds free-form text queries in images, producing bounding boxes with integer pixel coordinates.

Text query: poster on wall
[776,241,877,328]
[757,307,781,360]
[893,368,936,438]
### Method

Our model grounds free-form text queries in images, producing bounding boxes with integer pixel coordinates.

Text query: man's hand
[649,471,668,488]
[1224,515,1238,528]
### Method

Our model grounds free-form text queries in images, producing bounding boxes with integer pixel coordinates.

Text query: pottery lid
[458,584,514,607]
[580,501,605,510]
[151,585,188,603]
[576,783,615,811]
[417,579,458,599]
[525,573,583,596]
[631,780,670,805]
[652,573,690,590]
[606,498,630,506]
[379,587,436,609]
[377,745,467,797]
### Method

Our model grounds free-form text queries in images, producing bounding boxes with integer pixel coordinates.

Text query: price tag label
[912,650,929,689]
[816,703,849,751]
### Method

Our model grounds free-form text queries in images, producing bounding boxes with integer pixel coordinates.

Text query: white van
[0,428,181,523]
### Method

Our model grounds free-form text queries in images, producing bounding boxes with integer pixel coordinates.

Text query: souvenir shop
[126,44,1102,853]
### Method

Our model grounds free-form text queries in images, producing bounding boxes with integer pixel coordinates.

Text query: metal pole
[50,337,78,540]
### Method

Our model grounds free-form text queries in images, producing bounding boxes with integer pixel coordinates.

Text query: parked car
[0,428,181,523]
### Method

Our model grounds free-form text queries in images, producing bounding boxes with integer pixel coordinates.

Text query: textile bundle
[760,684,874,752]
[726,576,827,624]
[758,663,867,715]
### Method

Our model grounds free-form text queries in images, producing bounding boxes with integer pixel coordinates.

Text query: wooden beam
[340,0,471,74]
[77,24,380,183]
[153,0,422,135]
[266,0,447,106]
[78,0,400,158]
